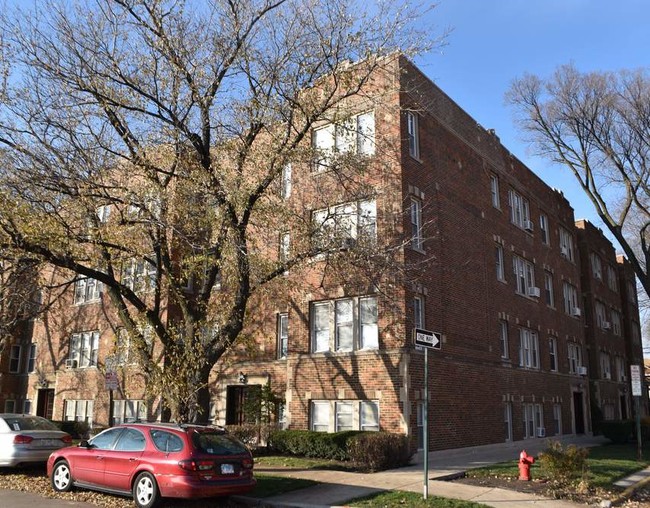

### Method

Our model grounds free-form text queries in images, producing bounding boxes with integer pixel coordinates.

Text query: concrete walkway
[235,435,636,507]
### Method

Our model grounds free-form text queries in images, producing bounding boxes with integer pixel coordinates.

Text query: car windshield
[2,416,59,432]
[191,431,248,455]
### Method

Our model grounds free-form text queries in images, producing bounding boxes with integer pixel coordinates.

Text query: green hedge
[268,429,413,470]
[52,420,91,439]
[600,420,633,444]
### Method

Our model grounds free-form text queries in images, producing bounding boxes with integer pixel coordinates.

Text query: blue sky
[413,0,650,240]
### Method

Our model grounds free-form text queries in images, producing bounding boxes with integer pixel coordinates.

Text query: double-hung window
[562,282,579,316]
[512,255,535,296]
[591,253,603,281]
[311,400,379,433]
[413,296,425,330]
[508,189,530,229]
[559,227,575,261]
[549,338,558,371]
[410,198,423,250]
[595,301,608,329]
[523,403,543,439]
[27,344,36,373]
[74,276,102,304]
[112,399,147,424]
[539,214,549,244]
[312,199,376,250]
[64,400,94,425]
[9,345,21,373]
[568,343,582,374]
[611,310,621,336]
[280,163,292,199]
[519,328,539,369]
[600,352,612,380]
[310,296,378,352]
[70,331,100,368]
[496,245,505,281]
[406,111,420,159]
[277,313,288,359]
[312,111,376,171]
[607,265,618,292]
[122,259,157,293]
[490,175,500,208]
[544,271,555,307]
[499,320,509,359]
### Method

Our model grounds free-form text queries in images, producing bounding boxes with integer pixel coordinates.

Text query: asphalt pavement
[2,434,646,508]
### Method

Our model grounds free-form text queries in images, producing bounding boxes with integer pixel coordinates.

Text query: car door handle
[96,456,104,460]
[129,458,138,462]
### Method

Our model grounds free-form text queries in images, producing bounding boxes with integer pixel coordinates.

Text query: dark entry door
[36,389,54,419]
[573,391,585,434]
[226,385,261,425]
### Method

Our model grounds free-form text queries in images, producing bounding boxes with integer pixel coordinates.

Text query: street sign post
[631,365,643,460]
[413,328,442,500]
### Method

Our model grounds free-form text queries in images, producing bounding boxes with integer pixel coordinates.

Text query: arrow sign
[414,328,442,349]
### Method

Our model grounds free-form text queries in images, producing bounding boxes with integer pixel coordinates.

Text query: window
[311,400,379,433]
[122,259,157,293]
[504,402,513,442]
[406,111,420,159]
[544,271,555,307]
[311,296,378,352]
[607,265,618,292]
[115,428,146,452]
[512,255,536,296]
[4,400,15,413]
[549,338,558,371]
[23,399,32,414]
[508,189,530,229]
[523,403,543,439]
[490,175,500,208]
[539,214,549,245]
[632,322,641,344]
[112,399,146,424]
[96,204,111,223]
[151,430,184,453]
[600,352,611,380]
[499,320,509,359]
[312,199,376,250]
[277,313,288,359]
[280,163,292,199]
[562,282,579,316]
[27,344,36,373]
[616,356,626,382]
[410,198,423,250]
[313,111,376,171]
[69,331,100,368]
[627,280,637,305]
[113,326,153,366]
[553,404,562,435]
[591,253,603,281]
[559,227,574,261]
[74,276,102,304]
[413,296,425,330]
[279,232,290,264]
[611,310,621,336]
[595,301,608,329]
[495,245,505,282]
[64,399,94,425]
[568,342,582,374]
[9,345,21,373]
[519,328,539,369]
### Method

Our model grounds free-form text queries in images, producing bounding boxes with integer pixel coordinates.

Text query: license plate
[35,439,57,448]
[220,463,234,474]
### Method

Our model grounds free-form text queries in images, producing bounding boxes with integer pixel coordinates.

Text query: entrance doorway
[225,385,261,425]
[573,391,585,434]
[36,389,54,419]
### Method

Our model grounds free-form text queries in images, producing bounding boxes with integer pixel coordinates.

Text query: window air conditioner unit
[560,246,569,257]
[65,359,78,369]
[572,308,582,317]
[578,366,588,376]
[524,220,534,232]
[602,321,611,330]
[537,427,546,438]
[604,372,611,380]
[527,287,541,298]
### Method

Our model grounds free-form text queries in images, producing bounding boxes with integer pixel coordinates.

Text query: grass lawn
[347,491,486,507]
[466,443,650,488]
[254,454,352,470]
[251,474,318,498]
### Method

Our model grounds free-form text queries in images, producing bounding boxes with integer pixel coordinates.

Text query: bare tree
[507,65,650,302]
[0,0,441,422]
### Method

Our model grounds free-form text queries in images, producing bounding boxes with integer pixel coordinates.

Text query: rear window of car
[2,416,59,431]
[150,429,184,453]
[190,431,248,455]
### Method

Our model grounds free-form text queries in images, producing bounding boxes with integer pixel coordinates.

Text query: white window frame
[311,401,331,432]
[508,189,530,229]
[335,401,354,431]
[600,352,612,380]
[595,301,608,329]
[523,403,543,439]
[406,111,420,159]
[96,204,111,223]
[611,309,621,336]
[549,337,558,372]
[562,282,579,316]
[559,227,575,261]
[591,253,603,281]
[360,401,379,431]
[413,295,425,330]
[519,328,539,369]
[9,344,21,373]
[277,313,288,359]
[544,271,555,307]
[64,399,94,426]
[410,198,423,250]
[280,163,292,199]
[553,404,562,435]
[490,174,500,209]
[122,259,157,293]
[70,331,100,368]
[568,342,582,374]
[312,199,377,249]
[539,214,549,245]
[311,296,378,353]
[512,255,535,296]
[112,399,146,424]
[311,400,379,433]
[496,245,505,282]
[74,276,102,305]
[504,402,513,442]
[499,320,509,359]
[313,111,376,171]
[27,343,36,373]
[279,232,290,264]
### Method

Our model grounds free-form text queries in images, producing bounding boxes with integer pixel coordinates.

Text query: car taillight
[61,435,73,444]
[13,435,34,444]
[178,459,214,471]
[242,457,254,469]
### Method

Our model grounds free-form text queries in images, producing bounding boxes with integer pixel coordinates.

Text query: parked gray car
[0,414,72,467]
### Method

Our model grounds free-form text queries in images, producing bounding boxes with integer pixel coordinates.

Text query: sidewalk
[235,434,636,507]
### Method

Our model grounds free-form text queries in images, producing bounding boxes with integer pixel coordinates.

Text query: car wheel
[133,471,160,508]
[51,460,73,492]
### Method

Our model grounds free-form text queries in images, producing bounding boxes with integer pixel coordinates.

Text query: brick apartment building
[0,55,645,452]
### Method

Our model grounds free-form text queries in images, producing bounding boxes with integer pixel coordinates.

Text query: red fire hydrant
[518,450,535,481]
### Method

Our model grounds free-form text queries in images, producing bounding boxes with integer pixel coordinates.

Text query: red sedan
[47,422,255,508]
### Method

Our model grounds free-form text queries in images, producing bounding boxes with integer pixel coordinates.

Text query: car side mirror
[79,440,91,448]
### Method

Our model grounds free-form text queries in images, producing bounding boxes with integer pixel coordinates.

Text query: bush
[346,432,412,472]
[537,440,589,483]
[268,429,363,460]
[53,420,91,439]
[226,424,275,448]
[600,420,634,444]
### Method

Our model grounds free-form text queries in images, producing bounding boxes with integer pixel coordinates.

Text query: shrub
[600,420,633,444]
[537,440,589,483]
[347,432,412,472]
[53,420,91,439]
[226,424,275,448]
[268,429,363,460]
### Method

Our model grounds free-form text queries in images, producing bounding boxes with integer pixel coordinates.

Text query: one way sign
[414,328,442,349]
